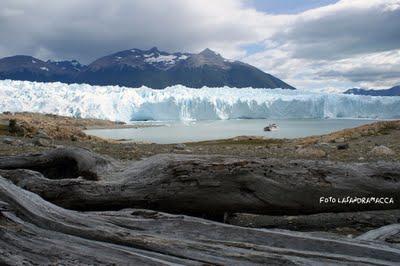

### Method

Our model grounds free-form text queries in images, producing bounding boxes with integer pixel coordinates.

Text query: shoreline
[0,112,399,162]
[84,118,380,144]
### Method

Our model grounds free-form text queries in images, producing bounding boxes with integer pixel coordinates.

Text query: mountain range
[344,85,400,96]
[0,47,295,90]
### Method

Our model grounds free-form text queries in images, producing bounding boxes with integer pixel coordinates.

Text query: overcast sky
[0,0,399,90]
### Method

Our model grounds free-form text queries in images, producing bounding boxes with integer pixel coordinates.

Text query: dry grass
[0,112,126,141]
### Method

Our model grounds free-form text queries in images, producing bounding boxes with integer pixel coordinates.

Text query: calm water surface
[85,119,378,144]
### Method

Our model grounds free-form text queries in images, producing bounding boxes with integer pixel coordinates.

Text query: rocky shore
[1,112,399,162]
[0,112,399,265]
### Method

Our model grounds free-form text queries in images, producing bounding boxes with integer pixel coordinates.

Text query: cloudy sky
[0,0,399,90]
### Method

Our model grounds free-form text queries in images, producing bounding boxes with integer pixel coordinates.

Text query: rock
[337,143,349,150]
[2,137,15,145]
[369,145,396,156]
[35,130,51,139]
[33,137,52,147]
[334,137,345,143]
[351,132,361,139]
[174,143,186,150]
[295,147,326,158]
[317,142,331,148]
[2,137,23,146]
[8,119,27,136]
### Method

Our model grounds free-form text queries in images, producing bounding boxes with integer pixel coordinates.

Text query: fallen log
[357,224,400,244]
[1,176,400,265]
[0,147,116,180]
[226,210,400,232]
[0,148,399,217]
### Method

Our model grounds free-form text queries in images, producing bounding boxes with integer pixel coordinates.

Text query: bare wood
[0,148,399,216]
[357,224,400,244]
[226,210,400,232]
[1,176,400,265]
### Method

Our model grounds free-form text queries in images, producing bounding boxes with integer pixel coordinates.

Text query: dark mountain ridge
[0,48,295,90]
[344,85,400,96]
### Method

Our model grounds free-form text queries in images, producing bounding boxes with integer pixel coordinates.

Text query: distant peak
[199,48,219,57]
[148,47,159,52]
[6,55,36,60]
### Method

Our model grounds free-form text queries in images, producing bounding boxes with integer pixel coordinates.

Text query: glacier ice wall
[0,80,399,122]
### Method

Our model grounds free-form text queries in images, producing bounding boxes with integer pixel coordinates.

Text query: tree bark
[1,176,400,265]
[0,147,399,216]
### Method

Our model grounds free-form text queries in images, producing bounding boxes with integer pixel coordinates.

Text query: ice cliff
[0,80,399,122]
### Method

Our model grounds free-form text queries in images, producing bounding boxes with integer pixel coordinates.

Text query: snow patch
[39,67,49,71]
[0,80,399,122]
[178,55,188,60]
[145,55,177,64]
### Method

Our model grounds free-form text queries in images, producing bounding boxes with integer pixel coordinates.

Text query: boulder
[369,145,396,156]
[174,143,186,150]
[296,147,326,158]
[337,143,349,150]
[35,130,51,139]
[33,137,52,147]
[8,119,27,136]
[334,137,346,143]
[351,132,361,139]
[2,137,23,146]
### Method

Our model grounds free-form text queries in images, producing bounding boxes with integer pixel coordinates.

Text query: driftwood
[357,224,400,245]
[1,176,400,265]
[226,210,400,232]
[0,147,399,217]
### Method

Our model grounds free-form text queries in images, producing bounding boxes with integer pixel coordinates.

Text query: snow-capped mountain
[85,47,190,72]
[47,59,87,72]
[344,85,400,96]
[1,80,399,122]
[0,55,85,83]
[0,48,295,90]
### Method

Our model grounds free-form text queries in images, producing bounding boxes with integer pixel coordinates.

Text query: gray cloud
[274,1,400,60]
[0,0,399,89]
[0,0,266,63]
[242,1,400,89]
[318,67,400,82]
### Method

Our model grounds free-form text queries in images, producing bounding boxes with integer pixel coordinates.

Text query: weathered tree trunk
[0,148,399,217]
[357,224,400,245]
[1,176,400,265]
[226,210,400,232]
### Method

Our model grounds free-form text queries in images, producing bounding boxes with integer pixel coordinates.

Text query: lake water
[85,119,378,144]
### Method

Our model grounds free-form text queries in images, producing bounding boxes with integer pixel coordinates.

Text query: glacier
[0,80,399,122]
